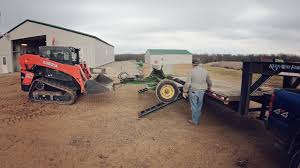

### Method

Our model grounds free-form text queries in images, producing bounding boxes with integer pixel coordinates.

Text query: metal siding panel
[145,52,148,63]
[162,54,192,64]
[149,54,192,65]
[8,22,104,69]
[94,39,114,68]
[0,38,13,73]
[2,21,113,71]
[145,51,150,64]
[150,55,163,65]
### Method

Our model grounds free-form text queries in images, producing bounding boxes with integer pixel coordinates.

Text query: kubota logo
[43,60,58,68]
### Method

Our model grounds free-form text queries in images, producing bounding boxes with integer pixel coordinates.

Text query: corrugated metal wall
[143,54,192,76]
[0,21,114,73]
[149,54,192,65]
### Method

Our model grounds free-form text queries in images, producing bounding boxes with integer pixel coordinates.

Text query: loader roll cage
[137,61,300,119]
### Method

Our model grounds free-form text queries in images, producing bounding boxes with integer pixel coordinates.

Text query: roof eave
[0,19,114,47]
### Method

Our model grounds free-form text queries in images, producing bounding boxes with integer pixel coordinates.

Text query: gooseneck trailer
[126,61,300,118]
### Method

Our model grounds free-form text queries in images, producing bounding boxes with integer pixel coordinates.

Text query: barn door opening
[12,35,46,72]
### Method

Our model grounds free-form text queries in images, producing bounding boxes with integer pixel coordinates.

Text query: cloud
[0,0,299,54]
[235,4,272,22]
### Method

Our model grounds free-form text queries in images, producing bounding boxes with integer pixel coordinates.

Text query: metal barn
[144,49,193,75]
[0,19,114,73]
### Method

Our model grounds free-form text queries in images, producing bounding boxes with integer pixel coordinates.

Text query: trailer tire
[156,79,179,103]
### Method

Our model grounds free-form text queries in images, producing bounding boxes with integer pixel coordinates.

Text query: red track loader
[19,46,109,104]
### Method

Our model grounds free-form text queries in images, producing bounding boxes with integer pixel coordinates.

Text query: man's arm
[183,72,192,93]
[206,74,212,90]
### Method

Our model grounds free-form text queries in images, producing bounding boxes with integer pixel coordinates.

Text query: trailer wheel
[156,79,179,103]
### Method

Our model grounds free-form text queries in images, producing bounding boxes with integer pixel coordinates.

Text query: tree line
[115,53,300,63]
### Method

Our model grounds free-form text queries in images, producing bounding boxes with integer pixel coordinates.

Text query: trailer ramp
[138,95,183,118]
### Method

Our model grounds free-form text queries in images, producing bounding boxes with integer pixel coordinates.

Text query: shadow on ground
[203,98,288,168]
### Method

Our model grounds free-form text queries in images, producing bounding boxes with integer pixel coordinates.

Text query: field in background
[203,62,283,88]
[206,61,242,70]
[115,53,300,64]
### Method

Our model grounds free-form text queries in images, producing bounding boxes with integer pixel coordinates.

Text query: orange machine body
[19,54,91,93]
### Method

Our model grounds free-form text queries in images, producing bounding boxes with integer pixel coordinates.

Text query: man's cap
[192,59,200,65]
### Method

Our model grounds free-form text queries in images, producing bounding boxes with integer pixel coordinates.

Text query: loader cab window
[40,47,73,65]
[44,50,70,64]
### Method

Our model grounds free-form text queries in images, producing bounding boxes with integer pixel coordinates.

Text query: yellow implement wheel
[156,79,179,103]
[160,84,175,100]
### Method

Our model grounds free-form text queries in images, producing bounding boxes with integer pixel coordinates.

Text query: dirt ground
[0,67,286,168]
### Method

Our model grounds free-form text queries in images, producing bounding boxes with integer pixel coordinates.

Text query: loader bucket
[85,74,113,94]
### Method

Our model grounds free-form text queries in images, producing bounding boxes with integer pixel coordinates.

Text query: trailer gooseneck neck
[238,61,300,118]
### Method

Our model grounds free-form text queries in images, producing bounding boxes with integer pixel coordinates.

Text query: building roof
[0,19,113,47]
[147,49,192,55]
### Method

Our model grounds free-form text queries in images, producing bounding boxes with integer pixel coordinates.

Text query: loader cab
[39,46,80,65]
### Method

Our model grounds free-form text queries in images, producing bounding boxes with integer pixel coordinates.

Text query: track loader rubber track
[28,78,77,105]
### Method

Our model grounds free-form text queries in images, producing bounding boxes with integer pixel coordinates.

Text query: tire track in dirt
[0,102,63,127]
[0,134,23,152]
[0,110,45,126]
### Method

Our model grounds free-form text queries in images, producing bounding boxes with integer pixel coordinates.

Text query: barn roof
[0,19,114,47]
[147,49,192,55]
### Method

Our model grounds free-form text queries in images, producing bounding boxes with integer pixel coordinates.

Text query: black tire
[290,149,300,168]
[156,79,179,103]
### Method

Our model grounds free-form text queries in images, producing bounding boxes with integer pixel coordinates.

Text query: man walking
[183,60,212,125]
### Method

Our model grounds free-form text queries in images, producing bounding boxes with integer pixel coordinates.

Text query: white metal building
[144,49,192,75]
[0,19,114,73]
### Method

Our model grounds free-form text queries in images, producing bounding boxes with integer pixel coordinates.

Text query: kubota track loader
[19,46,109,105]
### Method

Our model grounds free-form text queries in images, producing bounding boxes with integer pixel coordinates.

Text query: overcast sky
[0,0,299,54]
